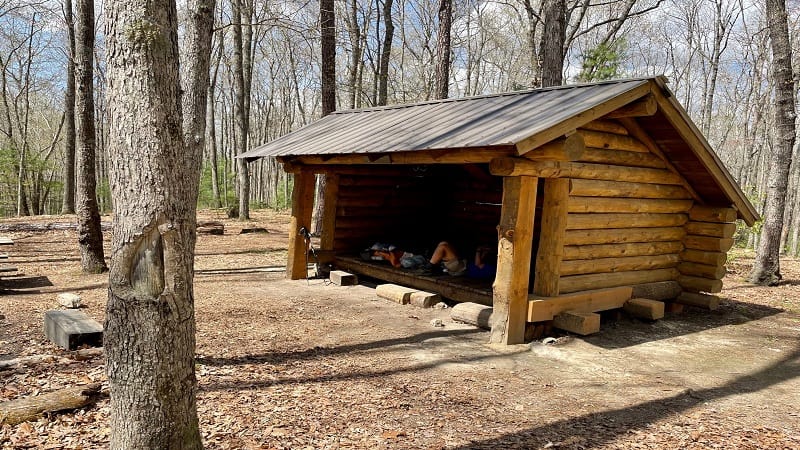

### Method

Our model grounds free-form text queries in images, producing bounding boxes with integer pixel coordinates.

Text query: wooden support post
[534,178,569,296]
[553,311,601,335]
[287,170,316,280]
[490,176,538,345]
[319,173,339,252]
[624,298,665,320]
[527,286,632,322]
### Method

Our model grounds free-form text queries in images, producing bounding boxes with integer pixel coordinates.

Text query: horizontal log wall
[556,120,693,294]
[678,205,736,294]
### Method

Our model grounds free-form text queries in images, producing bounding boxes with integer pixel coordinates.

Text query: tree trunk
[751,0,796,285]
[521,0,541,88]
[61,0,76,215]
[377,0,394,106]
[346,0,361,109]
[74,0,106,273]
[540,0,566,87]
[104,0,205,446]
[208,34,224,209]
[232,0,250,220]
[435,0,452,99]
[314,0,337,233]
[321,0,336,115]
[181,0,215,186]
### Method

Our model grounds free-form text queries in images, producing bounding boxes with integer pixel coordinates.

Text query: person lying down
[371,241,496,279]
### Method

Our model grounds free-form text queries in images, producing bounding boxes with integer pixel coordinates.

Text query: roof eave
[651,77,759,226]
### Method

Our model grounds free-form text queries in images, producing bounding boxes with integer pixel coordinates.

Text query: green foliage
[197,162,236,208]
[577,40,628,82]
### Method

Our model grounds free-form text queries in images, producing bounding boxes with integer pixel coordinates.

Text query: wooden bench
[334,255,492,305]
[44,310,103,350]
[0,236,13,246]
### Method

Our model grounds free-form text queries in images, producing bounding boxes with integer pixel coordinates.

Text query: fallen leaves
[1,212,799,449]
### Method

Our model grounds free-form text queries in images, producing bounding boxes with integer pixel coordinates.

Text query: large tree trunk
[104,0,206,446]
[181,0,215,178]
[435,0,452,99]
[751,0,797,285]
[314,0,337,234]
[232,0,250,220]
[61,0,76,215]
[346,0,361,109]
[321,0,336,116]
[521,0,542,88]
[74,0,106,273]
[540,0,566,87]
[377,0,394,106]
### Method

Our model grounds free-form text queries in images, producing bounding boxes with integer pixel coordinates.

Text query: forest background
[1,0,799,252]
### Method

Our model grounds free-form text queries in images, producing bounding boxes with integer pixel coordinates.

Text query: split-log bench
[334,255,493,305]
[0,237,16,279]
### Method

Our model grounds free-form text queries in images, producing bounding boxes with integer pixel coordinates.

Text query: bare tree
[74,0,105,273]
[232,0,251,219]
[377,0,394,106]
[313,0,337,234]
[540,0,566,87]
[104,0,214,445]
[751,0,796,285]
[321,0,336,115]
[435,0,452,99]
[61,0,75,214]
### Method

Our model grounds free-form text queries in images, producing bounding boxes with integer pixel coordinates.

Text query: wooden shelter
[240,77,758,344]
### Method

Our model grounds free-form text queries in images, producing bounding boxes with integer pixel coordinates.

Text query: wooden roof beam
[604,94,657,119]
[513,82,652,155]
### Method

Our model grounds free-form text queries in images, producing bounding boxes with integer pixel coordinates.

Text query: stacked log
[535,120,696,295]
[676,205,735,304]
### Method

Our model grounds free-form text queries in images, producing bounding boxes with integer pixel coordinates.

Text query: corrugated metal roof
[239,78,651,159]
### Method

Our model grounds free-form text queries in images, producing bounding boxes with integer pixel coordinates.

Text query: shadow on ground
[584,297,784,350]
[451,344,800,449]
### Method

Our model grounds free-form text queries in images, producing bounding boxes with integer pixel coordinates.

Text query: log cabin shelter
[239,76,758,344]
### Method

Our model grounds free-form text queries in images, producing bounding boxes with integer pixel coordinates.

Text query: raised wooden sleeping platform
[334,255,493,306]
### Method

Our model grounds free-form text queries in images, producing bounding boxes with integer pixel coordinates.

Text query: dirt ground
[1,209,798,449]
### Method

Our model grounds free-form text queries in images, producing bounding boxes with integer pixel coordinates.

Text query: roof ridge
[332,77,656,115]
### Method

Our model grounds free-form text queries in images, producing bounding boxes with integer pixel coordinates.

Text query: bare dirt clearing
[1,210,798,449]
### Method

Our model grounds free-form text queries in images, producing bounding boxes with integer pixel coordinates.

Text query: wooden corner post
[491,176,538,345]
[287,170,316,280]
[534,178,570,296]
